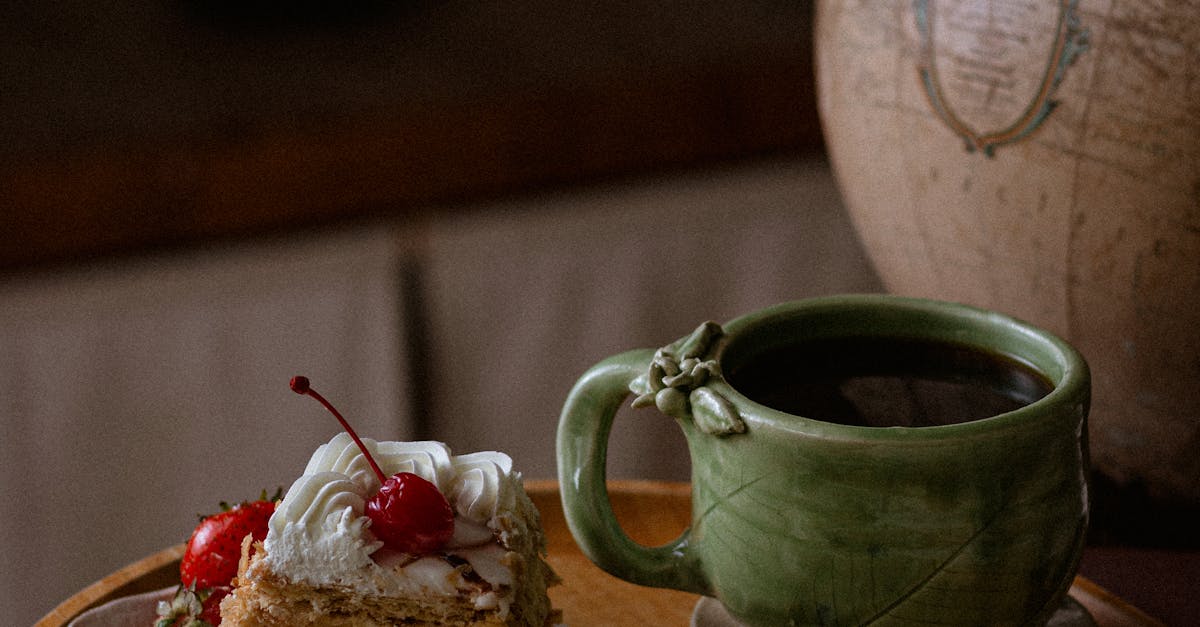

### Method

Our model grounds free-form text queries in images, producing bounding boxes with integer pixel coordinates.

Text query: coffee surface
[726,337,1053,427]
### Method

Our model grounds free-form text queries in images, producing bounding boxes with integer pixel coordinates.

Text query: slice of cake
[219,432,558,626]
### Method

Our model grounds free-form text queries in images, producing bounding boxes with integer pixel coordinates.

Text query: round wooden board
[39,480,1158,626]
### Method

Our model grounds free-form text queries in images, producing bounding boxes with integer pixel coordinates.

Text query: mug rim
[711,294,1090,442]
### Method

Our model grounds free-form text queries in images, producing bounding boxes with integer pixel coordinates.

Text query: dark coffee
[726,337,1054,427]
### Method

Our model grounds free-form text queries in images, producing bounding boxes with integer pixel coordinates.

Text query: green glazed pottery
[557,295,1090,626]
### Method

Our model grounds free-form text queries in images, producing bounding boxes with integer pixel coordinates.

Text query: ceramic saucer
[67,586,175,627]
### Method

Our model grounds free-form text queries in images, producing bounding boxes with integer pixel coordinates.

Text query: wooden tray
[39,480,1161,626]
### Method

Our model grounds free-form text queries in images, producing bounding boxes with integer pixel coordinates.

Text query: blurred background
[1,2,1195,624]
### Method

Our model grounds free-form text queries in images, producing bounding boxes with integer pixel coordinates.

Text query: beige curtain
[0,228,408,623]
[422,158,882,481]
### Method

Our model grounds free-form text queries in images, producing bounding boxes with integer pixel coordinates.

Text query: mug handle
[556,348,710,596]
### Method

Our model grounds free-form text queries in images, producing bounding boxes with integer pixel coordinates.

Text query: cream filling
[264,510,514,599]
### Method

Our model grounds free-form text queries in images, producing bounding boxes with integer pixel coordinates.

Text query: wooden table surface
[39,480,1160,626]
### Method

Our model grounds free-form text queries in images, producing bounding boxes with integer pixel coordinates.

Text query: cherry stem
[290,376,387,485]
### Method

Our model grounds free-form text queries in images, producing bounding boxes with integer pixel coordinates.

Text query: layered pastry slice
[220,432,558,626]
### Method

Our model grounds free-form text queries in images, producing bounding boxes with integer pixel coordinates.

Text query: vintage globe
[816,1,1199,506]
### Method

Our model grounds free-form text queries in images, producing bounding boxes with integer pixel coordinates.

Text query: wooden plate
[38,480,1159,626]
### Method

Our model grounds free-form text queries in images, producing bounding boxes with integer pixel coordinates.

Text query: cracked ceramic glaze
[558,296,1091,627]
[629,321,745,436]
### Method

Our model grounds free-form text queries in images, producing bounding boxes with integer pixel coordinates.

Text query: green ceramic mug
[557,295,1090,626]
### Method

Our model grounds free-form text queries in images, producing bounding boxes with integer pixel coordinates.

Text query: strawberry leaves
[155,583,228,627]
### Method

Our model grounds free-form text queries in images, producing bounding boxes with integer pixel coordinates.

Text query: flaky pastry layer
[220,538,558,627]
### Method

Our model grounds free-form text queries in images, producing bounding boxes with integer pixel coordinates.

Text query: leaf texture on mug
[687,443,1087,626]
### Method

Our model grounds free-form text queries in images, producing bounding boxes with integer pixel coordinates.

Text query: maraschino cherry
[290,376,455,554]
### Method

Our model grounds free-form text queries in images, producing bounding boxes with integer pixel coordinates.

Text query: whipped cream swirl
[262,433,523,590]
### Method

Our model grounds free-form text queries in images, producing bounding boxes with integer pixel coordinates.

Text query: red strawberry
[198,585,229,624]
[154,583,229,627]
[179,491,278,589]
